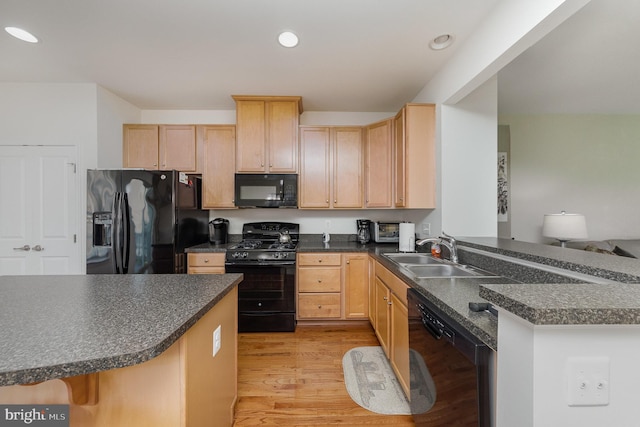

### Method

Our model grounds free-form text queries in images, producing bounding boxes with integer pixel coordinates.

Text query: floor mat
[342,346,435,415]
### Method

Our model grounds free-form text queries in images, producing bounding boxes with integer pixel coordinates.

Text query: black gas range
[225,222,299,332]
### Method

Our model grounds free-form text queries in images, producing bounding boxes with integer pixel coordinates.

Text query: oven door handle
[422,317,443,340]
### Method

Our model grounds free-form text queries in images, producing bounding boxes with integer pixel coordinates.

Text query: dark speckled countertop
[0,273,242,386]
[186,235,640,351]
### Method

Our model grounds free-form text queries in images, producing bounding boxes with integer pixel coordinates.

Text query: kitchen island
[0,273,242,427]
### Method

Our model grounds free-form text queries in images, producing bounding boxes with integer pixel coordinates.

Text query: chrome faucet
[416,231,458,263]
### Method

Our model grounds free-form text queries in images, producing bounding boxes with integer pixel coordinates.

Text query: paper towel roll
[399,222,415,252]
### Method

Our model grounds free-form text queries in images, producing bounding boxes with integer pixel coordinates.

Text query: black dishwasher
[408,288,491,426]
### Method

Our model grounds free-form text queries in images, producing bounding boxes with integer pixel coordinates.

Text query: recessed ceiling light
[5,26,38,43]
[278,31,299,48]
[429,34,453,50]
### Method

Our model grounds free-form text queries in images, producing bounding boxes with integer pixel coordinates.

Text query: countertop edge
[0,274,243,386]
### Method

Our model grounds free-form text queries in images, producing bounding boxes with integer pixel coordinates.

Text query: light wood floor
[233,323,415,426]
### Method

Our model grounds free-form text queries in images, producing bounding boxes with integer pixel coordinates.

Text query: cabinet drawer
[188,266,225,275]
[298,294,341,318]
[188,253,226,268]
[298,253,341,266]
[375,262,409,306]
[298,267,341,292]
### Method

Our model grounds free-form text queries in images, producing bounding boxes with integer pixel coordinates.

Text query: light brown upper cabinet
[199,125,236,209]
[394,103,436,208]
[123,124,198,172]
[232,95,302,173]
[299,126,363,209]
[364,118,393,208]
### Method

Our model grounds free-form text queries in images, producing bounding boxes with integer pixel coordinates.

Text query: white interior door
[0,146,80,275]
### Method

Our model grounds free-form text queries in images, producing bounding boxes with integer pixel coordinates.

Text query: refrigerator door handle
[113,192,122,274]
[121,193,131,274]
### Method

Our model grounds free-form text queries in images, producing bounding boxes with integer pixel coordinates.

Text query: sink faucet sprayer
[416,232,458,263]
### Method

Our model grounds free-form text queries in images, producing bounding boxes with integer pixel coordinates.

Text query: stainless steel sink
[401,264,497,279]
[382,252,497,279]
[382,253,444,265]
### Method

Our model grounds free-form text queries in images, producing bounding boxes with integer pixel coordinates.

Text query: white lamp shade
[542,212,588,241]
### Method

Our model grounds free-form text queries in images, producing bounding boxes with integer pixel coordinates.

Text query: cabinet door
[390,292,410,397]
[365,119,393,207]
[368,256,376,326]
[267,100,298,172]
[375,278,391,357]
[333,127,363,208]
[394,109,406,207]
[201,125,237,209]
[160,125,197,172]
[299,127,331,208]
[399,104,436,208]
[123,125,159,169]
[235,100,266,172]
[344,253,368,319]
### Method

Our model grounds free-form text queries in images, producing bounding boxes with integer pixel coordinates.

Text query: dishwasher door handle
[422,317,442,340]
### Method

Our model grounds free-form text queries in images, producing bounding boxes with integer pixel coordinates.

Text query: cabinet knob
[318,305,322,309]
[334,199,337,203]
[346,260,350,264]
[204,259,209,263]
[318,259,322,263]
[383,296,388,301]
[388,301,392,306]
[317,279,322,283]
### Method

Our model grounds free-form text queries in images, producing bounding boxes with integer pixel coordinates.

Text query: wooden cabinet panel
[298,293,341,318]
[297,253,341,266]
[394,103,436,208]
[235,100,266,172]
[233,96,301,173]
[160,125,197,171]
[365,119,393,208]
[375,277,391,356]
[123,124,198,172]
[187,253,225,274]
[344,253,368,319]
[373,260,410,398]
[333,127,363,208]
[299,126,363,209]
[391,292,410,396]
[123,125,159,169]
[267,101,299,172]
[298,267,341,292]
[299,127,331,208]
[200,125,236,209]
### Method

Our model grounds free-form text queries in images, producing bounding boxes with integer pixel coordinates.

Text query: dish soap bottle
[431,242,441,258]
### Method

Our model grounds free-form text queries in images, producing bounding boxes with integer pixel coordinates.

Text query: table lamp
[542,211,587,248]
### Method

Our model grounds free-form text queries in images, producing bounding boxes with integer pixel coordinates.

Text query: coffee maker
[209,218,229,244]
[356,219,371,244]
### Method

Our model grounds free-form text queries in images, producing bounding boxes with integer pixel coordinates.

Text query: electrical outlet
[421,223,431,236]
[213,325,222,357]
[566,357,610,406]
[325,219,331,230]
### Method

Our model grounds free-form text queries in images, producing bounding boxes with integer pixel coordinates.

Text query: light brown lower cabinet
[188,252,225,274]
[372,261,410,397]
[297,252,368,321]
[0,287,238,427]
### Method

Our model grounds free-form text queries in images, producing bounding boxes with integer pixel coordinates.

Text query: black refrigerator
[86,169,209,274]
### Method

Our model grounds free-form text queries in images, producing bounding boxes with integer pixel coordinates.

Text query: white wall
[96,86,141,168]
[440,77,498,237]
[499,114,640,243]
[0,83,97,168]
[497,310,640,427]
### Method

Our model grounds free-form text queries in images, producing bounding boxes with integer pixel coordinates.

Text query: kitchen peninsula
[0,273,242,427]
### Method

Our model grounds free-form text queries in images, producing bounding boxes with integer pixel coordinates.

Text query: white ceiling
[1,0,638,114]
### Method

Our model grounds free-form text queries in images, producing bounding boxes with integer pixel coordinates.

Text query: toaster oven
[370,221,401,243]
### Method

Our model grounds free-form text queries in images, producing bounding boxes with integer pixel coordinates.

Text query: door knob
[32,245,44,252]
[13,245,30,251]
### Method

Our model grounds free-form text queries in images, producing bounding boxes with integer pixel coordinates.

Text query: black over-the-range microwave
[234,174,298,208]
